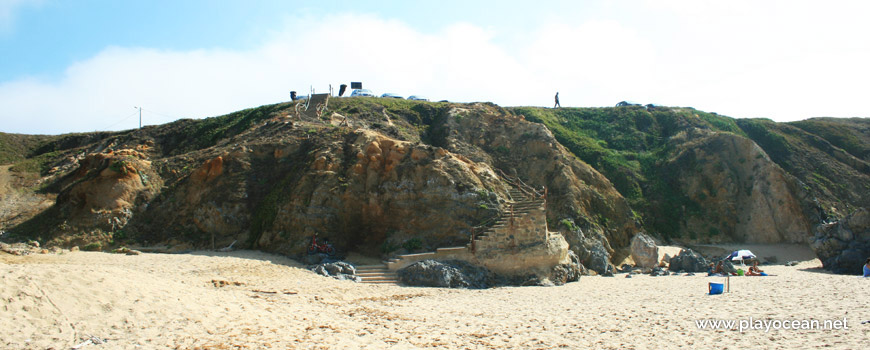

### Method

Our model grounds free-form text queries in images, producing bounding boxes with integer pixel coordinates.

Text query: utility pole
[134,106,142,129]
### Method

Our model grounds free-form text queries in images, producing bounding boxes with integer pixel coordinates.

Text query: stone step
[357,271,394,276]
[436,246,468,253]
[361,279,399,284]
[355,264,389,270]
[396,252,437,260]
[356,268,389,273]
[360,275,398,281]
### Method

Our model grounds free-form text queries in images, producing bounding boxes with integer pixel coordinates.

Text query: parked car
[380,93,404,99]
[350,89,375,97]
[615,101,641,107]
[408,95,429,101]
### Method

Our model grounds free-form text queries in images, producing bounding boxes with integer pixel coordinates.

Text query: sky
[1,0,869,135]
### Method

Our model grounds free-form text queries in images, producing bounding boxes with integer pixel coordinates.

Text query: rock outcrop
[630,232,658,268]
[398,252,582,288]
[398,260,496,289]
[811,207,870,275]
[667,249,709,273]
[310,261,361,282]
[662,129,811,243]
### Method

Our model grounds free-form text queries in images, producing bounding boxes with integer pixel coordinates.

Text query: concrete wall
[386,202,571,277]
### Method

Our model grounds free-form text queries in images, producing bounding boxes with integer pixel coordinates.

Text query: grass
[0,132,58,166]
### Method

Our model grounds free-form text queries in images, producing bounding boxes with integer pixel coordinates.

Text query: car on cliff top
[380,93,404,99]
[350,89,375,97]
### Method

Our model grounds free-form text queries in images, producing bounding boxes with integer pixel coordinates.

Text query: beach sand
[1,248,867,349]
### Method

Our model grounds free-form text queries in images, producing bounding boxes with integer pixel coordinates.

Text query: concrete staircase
[470,187,544,248]
[355,264,398,284]
[356,173,548,283]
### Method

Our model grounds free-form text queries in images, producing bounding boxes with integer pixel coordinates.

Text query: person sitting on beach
[712,261,726,275]
[864,258,870,277]
[746,261,765,276]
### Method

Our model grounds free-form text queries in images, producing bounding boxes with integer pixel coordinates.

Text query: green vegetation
[8,150,63,175]
[166,103,290,155]
[0,133,56,165]
[402,237,423,251]
[509,106,742,204]
[735,119,791,162]
[790,118,870,161]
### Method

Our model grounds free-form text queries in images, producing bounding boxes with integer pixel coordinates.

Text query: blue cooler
[708,282,724,295]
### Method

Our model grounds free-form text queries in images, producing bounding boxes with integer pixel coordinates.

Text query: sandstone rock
[667,249,709,272]
[398,260,495,289]
[811,207,870,274]
[660,253,672,267]
[630,233,658,268]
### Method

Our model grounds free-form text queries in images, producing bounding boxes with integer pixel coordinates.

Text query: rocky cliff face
[3,100,868,274]
[662,128,811,243]
[3,100,639,270]
[812,207,870,274]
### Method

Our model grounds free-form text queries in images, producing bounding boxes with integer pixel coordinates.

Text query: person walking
[554,92,561,108]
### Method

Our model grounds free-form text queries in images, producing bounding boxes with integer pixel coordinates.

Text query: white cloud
[1,7,869,134]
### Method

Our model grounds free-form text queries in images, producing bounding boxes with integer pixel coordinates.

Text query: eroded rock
[630,232,658,268]
[812,207,870,274]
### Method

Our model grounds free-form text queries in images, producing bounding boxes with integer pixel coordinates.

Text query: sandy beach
[2,247,867,349]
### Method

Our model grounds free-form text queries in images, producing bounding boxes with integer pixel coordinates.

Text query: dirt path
[0,165,12,198]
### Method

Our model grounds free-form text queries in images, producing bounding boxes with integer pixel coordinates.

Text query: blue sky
[1,0,869,134]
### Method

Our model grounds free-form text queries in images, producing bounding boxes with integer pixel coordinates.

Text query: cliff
[2,100,868,273]
[0,99,637,271]
[513,106,870,245]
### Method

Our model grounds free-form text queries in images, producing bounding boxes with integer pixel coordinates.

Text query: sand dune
[1,249,867,349]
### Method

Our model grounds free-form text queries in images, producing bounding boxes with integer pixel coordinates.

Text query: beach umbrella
[727,250,756,261]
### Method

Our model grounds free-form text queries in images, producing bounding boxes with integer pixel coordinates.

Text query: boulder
[630,233,659,268]
[548,250,582,285]
[302,253,342,265]
[721,260,738,274]
[310,261,360,282]
[650,266,670,276]
[667,249,709,272]
[574,240,613,275]
[811,207,870,275]
[398,260,496,289]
